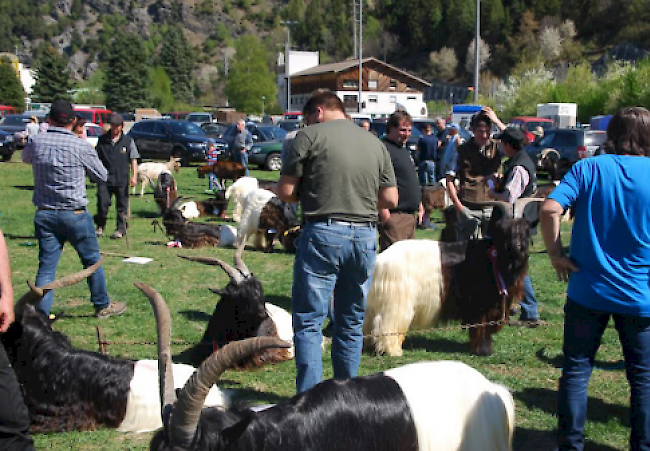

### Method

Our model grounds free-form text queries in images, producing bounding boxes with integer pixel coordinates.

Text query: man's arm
[540,198,579,282]
[446,175,464,212]
[0,229,14,333]
[482,106,506,131]
[130,159,138,187]
[277,175,300,203]
[378,186,398,210]
[82,144,108,184]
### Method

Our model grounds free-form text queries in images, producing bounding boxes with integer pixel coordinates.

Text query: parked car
[249,141,284,171]
[508,117,554,144]
[200,122,230,139]
[185,112,215,125]
[0,129,15,161]
[74,108,113,127]
[278,119,301,132]
[85,123,105,148]
[0,113,47,148]
[0,105,17,118]
[220,123,287,145]
[127,119,224,166]
[163,111,190,120]
[525,128,607,180]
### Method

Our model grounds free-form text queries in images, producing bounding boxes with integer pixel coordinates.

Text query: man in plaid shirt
[22,99,126,319]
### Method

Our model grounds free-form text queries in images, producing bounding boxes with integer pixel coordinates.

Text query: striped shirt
[23,126,107,210]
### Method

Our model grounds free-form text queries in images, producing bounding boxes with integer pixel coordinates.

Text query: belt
[305,216,376,226]
[38,207,86,213]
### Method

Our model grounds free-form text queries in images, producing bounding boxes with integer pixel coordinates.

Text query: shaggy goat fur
[225,177,259,222]
[2,278,228,433]
[161,208,222,248]
[149,333,515,451]
[237,189,298,252]
[364,218,530,356]
[134,157,181,196]
[176,255,294,368]
[197,161,246,190]
[154,172,178,215]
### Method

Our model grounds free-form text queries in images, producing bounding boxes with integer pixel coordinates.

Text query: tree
[465,38,491,74]
[225,35,277,114]
[158,26,196,104]
[149,66,174,111]
[539,27,563,62]
[103,33,150,111]
[429,48,458,81]
[31,46,73,102]
[0,57,25,110]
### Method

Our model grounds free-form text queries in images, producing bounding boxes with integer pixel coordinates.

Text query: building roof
[292,57,432,88]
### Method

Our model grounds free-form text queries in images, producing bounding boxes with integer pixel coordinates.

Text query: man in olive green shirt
[278,90,397,393]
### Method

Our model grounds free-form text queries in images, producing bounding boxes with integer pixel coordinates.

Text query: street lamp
[262,96,266,116]
[473,0,480,103]
[280,21,297,112]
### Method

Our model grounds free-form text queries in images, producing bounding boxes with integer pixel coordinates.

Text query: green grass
[1,154,629,450]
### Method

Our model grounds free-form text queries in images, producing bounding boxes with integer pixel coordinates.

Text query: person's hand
[130,176,137,187]
[379,209,391,224]
[0,297,15,333]
[481,106,498,122]
[549,255,579,282]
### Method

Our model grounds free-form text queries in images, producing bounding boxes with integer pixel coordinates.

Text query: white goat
[134,157,181,196]
[225,176,259,222]
[236,188,276,249]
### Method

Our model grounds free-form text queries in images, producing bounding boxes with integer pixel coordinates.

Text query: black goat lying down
[161,197,222,248]
[176,252,293,369]
[1,262,228,433]
[141,285,515,451]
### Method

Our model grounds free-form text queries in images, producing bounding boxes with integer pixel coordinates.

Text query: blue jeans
[233,150,250,177]
[292,220,377,393]
[418,160,436,185]
[558,298,650,451]
[208,173,217,190]
[519,274,540,321]
[34,209,110,316]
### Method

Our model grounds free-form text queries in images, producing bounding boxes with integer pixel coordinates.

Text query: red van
[0,105,17,118]
[74,108,113,127]
[508,116,554,144]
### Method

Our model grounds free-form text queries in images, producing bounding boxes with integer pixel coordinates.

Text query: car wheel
[172,147,189,167]
[1,152,12,162]
[265,153,282,171]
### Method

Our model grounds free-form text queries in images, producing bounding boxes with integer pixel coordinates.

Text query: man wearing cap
[94,113,139,239]
[22,99,126,319]
[488,126,541,326]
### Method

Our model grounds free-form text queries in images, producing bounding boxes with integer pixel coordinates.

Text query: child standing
[206,142,219,194]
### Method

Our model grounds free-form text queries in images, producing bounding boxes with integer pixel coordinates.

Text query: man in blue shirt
[541,106,650,451]
[417,123,439,185]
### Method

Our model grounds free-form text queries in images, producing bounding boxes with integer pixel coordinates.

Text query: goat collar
[488,246,508,296]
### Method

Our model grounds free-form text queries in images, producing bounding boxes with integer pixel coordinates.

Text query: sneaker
[95,301,127,319]
[96,227,103,237]
[111,230,124,239]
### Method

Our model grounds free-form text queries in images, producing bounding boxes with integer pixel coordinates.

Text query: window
[343,95,358,103]
[153,122,168,135]
[368,95,378,103]
[389,79,397,90]
[389,96,397,103]
[343,80,358,88]
[407,96,416,101]
[368,80,377,89]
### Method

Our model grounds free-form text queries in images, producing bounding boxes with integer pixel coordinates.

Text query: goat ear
[219,413,254,449]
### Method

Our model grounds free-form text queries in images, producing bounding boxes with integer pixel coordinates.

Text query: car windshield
[257,126,287,141]
[168,121,204,135]
[1,116,30,126]
[525,121,553,132]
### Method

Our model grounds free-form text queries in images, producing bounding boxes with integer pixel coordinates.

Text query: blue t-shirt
[549,154,650,316]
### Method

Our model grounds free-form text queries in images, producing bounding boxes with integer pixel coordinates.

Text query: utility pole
[281,21,296,112]
[473,0,480,103]
[352,0,357,59]
[358,0,363,113]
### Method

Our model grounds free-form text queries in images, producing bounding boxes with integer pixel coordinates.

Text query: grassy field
[0,154,630,451]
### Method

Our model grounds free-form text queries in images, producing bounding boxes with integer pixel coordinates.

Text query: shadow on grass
[228,386,291,406]
[536,347,625,370]
[13,185,34,191]
[4,233,36,240]
[399,335,470,355]
[266,294,291,311]
[515,387,630,427]
[512,427,621,451]
[178,309,212,323]
[133,209,159,219]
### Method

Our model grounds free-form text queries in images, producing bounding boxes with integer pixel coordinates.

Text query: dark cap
[109,113,124,126]
[49,99,75,124]
[495,127,526,146]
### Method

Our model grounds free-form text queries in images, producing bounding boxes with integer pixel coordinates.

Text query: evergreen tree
[31,46,73,102]
[158,26,195,103]
[225,35,277,114]
[103,33,150,111]
[0,57,25,110]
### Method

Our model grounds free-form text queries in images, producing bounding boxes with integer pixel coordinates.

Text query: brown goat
[197,162,246,190]
[419,184,448,229]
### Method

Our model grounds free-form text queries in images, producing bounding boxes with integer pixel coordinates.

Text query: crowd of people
[1,93,650,451]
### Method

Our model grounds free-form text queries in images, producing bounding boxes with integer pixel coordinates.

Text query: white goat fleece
[363,239,444,356]
[225,177,259,222]
[265,303,294,358]
[135,160,178,196]
[218,225,238,247]
[237,188,276,248]
[118,361,230,433]
[385,361,515,451]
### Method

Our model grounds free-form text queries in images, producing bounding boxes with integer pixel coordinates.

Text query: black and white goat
[176,253,293,368]
[143,287,515,451]
[160,197,227,248]
[1,262,228,433]
[154,171,178,215]
[179,190,228,219]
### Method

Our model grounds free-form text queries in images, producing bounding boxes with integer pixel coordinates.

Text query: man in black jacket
[94,114,139,239]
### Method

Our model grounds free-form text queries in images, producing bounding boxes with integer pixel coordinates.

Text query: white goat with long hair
[225,176,259,222]
[134,157,181,196]
[236,188,276,249]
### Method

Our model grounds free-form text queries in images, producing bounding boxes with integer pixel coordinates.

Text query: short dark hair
[604,107,650,156]
[470,111,492,129]
[73,114,86,130]
[387,110,412,132]
[302,90,345,117]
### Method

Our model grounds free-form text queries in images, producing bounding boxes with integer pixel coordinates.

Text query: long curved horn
[178,254,244,284]
[170,195,190,211]
[234,241,251,278]
[14,259,105,317]
[170,337,291,447]
[133,282,177,418]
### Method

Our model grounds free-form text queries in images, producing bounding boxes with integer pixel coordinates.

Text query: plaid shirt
[23,126,107,210]
[207,145,219,163]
